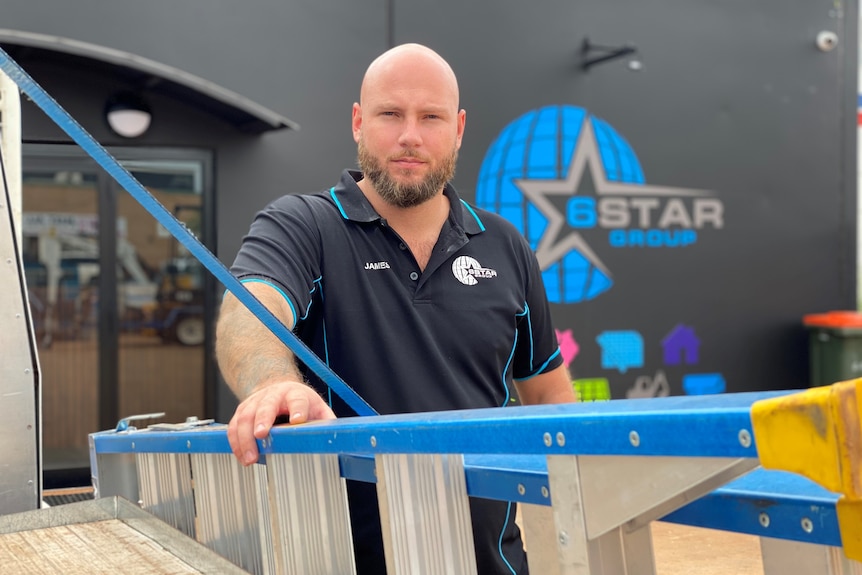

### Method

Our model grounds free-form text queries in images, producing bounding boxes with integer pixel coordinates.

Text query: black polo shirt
[232,169,563,417]
[231,169,563,575]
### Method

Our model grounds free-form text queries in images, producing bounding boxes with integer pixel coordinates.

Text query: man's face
[352,52,466,208]
[357,136,458,208]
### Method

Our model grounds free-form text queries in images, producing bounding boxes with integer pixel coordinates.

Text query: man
[217,43,575,574]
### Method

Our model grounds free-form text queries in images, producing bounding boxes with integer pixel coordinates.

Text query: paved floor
[518,505,764,574]
[653,521,763,575]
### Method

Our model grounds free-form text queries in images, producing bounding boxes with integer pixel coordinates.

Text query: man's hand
[227,380,336,465]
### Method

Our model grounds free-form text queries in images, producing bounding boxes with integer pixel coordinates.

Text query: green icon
[573,378,611,402]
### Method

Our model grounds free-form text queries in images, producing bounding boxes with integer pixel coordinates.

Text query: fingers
[227,381,336,466]
[228,394,271,465]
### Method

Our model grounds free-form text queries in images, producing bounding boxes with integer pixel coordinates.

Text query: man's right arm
[216,281,335,465]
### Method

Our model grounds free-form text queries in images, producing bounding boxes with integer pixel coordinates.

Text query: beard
[357,138,458,208]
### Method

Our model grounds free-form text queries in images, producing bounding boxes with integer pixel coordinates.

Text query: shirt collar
[329,169,485,235]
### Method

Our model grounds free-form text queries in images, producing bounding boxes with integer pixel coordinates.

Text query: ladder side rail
[376,453,477,575]
[136,452,195,538]
[191,453,271,575]
[266,452,355,574]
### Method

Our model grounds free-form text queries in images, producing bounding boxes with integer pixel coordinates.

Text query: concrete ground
[518,506,763,574]
[652,521,762,575]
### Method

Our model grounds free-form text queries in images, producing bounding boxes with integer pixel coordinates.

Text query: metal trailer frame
[0,105,41,516]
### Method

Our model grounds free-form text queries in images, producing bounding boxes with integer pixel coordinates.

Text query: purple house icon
[662,324,700,365]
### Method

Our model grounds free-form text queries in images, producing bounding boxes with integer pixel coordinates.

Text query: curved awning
[0,29,299,134]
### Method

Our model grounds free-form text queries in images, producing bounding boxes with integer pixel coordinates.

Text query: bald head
[351,43,466,209]
[359,43,460,109]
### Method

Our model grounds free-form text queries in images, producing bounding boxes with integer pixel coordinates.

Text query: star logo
[515,118,713,273]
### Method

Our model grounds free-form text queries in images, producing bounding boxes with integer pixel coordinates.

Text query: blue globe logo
[475,105,645,304]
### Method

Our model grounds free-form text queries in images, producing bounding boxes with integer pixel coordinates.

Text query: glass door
[21,163,101,480]
[22,145,214,487]
[115,160,207,425]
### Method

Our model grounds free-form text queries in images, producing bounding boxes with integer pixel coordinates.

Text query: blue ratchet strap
[0,48,376,417]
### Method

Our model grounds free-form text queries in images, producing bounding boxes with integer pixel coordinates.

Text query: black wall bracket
[581,37,638,70]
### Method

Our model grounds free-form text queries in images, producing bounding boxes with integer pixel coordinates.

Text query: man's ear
[456,108,466,149]
[351,103,362,143]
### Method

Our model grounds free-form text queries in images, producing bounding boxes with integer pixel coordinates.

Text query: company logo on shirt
[452,255,498,286]
[364,261,391,270]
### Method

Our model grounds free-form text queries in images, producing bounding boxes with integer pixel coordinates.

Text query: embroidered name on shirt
[365,261,391,270]
[452,255,498,286]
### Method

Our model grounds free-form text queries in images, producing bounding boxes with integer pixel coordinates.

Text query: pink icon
[555,329,580,367]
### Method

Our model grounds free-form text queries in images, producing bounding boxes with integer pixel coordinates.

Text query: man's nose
[397,117,422,147]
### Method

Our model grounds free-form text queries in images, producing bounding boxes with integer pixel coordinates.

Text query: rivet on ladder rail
[759,512,770,528]
[543,433,552,447]
[801,518,814,533]
[738,429,752,448]
[541,486,549,499]
[629,431,640,447]
[556,432,565,446]
[518,484,526,496]
[370,436,377,447]
[559,530,570,546]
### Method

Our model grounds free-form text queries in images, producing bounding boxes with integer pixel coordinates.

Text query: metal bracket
[115,412,166,432]
[581,37,637,70]
[148,416,215,431]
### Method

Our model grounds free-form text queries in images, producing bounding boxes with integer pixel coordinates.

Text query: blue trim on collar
[460,199,486,232]
[328,169,485,235]
[329,186,349,219]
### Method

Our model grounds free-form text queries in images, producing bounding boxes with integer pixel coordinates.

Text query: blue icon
[596,330,644,373]
[683,373,726,395]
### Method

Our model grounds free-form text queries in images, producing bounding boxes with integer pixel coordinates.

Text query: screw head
[738,429,752,448]
[541,486,549,498]
[801,518,814,533]
[759,512,770,528]
[370,436,377,447]
[543,432,553,447]
[518,484,526,496]
[558,530,570,546]
[556,432,566,447]
[629,431,641,447]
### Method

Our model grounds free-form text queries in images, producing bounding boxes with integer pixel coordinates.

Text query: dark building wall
[2,0,857,418]
[3,0,389,261]
[389,0,857,400]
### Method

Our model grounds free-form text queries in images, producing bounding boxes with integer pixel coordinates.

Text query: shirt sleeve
[229,194,324,319]
[511,236,564,381]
